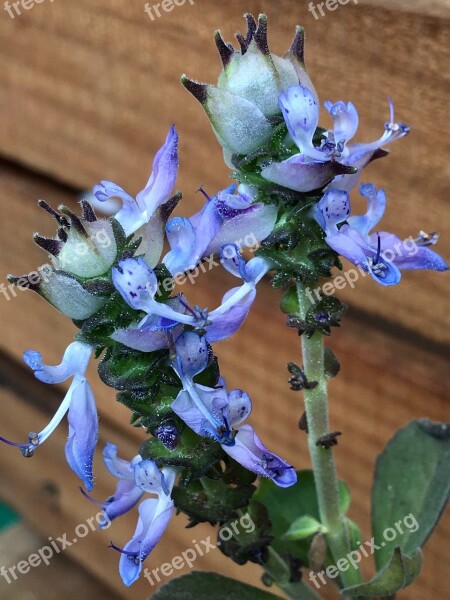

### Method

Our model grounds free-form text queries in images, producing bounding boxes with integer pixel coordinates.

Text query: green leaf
[151,572,284,600]
[253,470,350,562]
[342,547,423,597]
[282,515,327,540]
[280,286,299,314]
[372,419,450,569]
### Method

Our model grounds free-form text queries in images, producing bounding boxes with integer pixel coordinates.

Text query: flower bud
[182,14,318,159]
[55,210,117,278]
[7,268,106,320]
[7,200,123,320]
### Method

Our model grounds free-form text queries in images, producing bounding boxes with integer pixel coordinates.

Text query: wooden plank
[0,1,449,341]
[0,522,122,600]
[367,0,450,18]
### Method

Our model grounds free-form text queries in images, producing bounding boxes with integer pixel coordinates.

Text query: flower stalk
[296,282,362,591]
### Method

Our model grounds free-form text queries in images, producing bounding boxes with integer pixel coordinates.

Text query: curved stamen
[196,186,212,202]
[0,432,39,457]
[108,542,140,562]
[79,487,103,507]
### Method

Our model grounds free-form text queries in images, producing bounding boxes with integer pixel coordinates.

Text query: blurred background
[0,0,448,598]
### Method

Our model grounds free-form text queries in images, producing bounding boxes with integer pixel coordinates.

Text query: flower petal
[227,389,252,427]
[315,190,351,232]
[134,460,167,495]
[119,496,174,586]
[205,203,277,257]
[262,155,354,193]
[111,327,171,353]
[102,479,143,524]
[205,285,256,343]
[65,378,98,491]
[324,100,359,144]
[325,227,370,268]
[163,217,197,275]
[174,331,210,378]
[112,257,158,310]
[135,125,179,219]
[279,85,321,156]
[23,341,92,384]
[348,184,386,239]
[224,425,296,487]
[103,443,137,480]
[93,181,141,237]
[375,232,449,272]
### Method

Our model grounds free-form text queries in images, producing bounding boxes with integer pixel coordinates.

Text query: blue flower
[171,331,296,487]
[315,184,448,285]
[91,443,176,587]
[93,126,178,238]
[326,99,411,192]
[0,341,98,490]
[204,244,271,342]
[111,247,271,349]
[261,85,410,193]
[112,257,194,328]
[163,184,277,276]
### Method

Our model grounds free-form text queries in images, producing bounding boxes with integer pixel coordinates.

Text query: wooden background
[0,1,449,598]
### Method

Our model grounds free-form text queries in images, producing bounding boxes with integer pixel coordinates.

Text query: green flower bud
[7,267,106,320]
[6,200,123,320]
[55,210,117,278]
[182,14,317,159]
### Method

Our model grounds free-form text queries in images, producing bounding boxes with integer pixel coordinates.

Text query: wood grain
[0,0,448,342]
[0,522,122,600]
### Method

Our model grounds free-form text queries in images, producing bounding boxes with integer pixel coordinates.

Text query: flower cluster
[2,12,447,589]
[2,121,295,585]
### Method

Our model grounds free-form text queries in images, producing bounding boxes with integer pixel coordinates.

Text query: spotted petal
[279,85,322,158]
[112,257,158,310]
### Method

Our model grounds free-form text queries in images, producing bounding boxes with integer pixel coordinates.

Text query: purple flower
[0,342,98,490]
[163,184,277,276]
[326,99,411,192]
[93,126,178,237]
[171,332,296,487]
[86,443,176,587]
[315,184,448,285]
[111,247,271,350]
[262,85,410,193]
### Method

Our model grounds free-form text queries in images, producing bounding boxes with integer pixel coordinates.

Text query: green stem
[265,548,323,600]
[296,283,362,592]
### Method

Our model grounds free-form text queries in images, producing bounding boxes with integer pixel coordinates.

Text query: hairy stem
[296,283,362,592]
